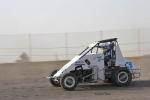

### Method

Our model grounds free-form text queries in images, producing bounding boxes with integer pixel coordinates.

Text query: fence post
[137,29,141,56]
[65,33,68,60]
[100,30,103,40]
[28,33,32,61]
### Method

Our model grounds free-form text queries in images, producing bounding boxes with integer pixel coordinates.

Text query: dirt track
[0,56,150,100]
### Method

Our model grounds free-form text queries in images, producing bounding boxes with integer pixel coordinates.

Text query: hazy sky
[0,0,150,34]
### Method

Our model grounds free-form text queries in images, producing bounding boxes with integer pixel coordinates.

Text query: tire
[113,68,132,86]
[49,69,60,87]
[60,73,78,91]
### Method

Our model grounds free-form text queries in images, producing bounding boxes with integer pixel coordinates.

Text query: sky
[0,0,150,34]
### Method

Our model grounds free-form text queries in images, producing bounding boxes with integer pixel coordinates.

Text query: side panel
[54,54,105,81]
[82,54,105,80]
[115,44,126,67]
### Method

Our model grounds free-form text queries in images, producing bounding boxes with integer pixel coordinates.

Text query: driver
[103,46,111,67]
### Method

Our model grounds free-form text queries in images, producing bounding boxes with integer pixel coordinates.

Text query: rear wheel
[60,73,78,91]
[49,69,60,87]
[113,68,132,86]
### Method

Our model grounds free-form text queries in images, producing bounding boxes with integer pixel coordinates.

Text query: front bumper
[47,76,60,82]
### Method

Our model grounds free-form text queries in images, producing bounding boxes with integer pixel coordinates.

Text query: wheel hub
[118,71,128,83]
[64,76,75,88]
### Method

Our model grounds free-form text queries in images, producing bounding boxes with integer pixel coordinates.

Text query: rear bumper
[131,69,141,79]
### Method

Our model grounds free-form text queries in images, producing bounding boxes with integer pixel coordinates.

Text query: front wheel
[60,73,78,91]
[49,69,60,87]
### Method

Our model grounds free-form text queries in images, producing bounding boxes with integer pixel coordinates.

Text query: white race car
[48,38,140,91]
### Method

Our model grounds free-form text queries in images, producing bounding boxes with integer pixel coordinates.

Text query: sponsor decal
[75,60,85,66]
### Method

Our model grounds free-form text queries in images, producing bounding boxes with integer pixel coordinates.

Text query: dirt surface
[0,56,150,100]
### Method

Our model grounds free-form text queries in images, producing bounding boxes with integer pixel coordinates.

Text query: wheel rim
[64,76,75,88]
[118,71,128,84]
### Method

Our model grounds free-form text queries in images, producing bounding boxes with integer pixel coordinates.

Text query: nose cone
[53,56,81,77]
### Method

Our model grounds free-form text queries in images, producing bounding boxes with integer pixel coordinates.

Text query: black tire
[113,68,132,87]
[60,73,78,91]
[49,69,60,87]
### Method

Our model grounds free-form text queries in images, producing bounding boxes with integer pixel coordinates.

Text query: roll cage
[79,38,118,58]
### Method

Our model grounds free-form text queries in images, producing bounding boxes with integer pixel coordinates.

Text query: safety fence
[0,28,150,63]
